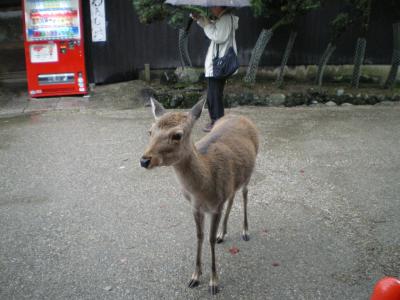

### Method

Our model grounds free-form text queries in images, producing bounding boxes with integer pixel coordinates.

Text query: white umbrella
[165,0,251,7]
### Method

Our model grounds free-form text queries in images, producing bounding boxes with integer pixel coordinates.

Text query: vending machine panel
[23,0,88,97]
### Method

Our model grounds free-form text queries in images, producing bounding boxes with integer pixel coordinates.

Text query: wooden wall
[0,1,394,85]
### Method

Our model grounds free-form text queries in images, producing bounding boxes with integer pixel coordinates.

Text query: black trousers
[207,77,226,122]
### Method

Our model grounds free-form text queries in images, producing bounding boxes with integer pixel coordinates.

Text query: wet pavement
[0,80,149,118]
[0,103,400,299]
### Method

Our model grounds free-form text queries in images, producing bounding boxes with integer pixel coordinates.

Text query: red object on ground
[272,262,280,267]
[370,277,400,300]
[229,247,239,255]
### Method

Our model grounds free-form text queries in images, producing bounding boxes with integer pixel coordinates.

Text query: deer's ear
[150,97,166,120]
[190,98,206,121]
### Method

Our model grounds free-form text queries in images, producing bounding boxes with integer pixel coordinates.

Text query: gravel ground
[0,104,399,299]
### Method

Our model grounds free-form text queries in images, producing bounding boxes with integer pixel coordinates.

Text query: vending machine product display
[23,0,88,97]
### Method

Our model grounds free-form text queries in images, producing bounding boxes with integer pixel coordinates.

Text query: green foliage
[132,0,207,28]
[388,0,400,21]
[250,0,284,18]
[330,12,352,42]
[328,0,372,42]
[250,0,321,30]
[132,0,168,24]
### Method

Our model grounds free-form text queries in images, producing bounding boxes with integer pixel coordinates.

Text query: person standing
[191,7,239,132]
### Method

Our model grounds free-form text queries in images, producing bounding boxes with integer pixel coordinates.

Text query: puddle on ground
[0,113,42,128]
[0,114,43,150]
[0,195,49,207]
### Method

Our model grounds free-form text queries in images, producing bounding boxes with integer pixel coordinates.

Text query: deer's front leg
[188,210,204,288]
[209,212,222,295]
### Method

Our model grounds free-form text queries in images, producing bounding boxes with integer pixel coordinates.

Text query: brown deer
[140,98,259,295]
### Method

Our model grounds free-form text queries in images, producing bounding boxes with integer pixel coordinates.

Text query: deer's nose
[140,156,151,168]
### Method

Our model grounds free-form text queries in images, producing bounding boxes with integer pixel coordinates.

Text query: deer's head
[140,97,205,169]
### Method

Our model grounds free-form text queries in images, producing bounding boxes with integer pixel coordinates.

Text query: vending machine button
[68,41,75,49]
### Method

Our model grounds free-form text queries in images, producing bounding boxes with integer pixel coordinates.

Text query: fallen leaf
[30,114,41,123]
[300,170,305,174]
[229,247,239,255]
[272,262,280,267]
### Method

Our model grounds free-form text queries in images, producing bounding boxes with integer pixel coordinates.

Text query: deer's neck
[173,142,210,193]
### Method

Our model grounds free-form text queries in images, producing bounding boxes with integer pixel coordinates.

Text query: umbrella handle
[185,18,193,32]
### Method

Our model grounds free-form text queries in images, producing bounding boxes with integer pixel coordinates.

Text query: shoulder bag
[212,15,239,79]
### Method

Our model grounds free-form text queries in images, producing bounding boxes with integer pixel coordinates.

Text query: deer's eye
[171,132,183,141]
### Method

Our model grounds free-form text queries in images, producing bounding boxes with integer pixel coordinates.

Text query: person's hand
[190,13,200,21]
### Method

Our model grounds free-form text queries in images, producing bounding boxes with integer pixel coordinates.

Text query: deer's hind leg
[242,186,250,241]
[216,195,235,244]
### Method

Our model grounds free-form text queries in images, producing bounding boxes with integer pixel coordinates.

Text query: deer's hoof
[209,285,219,295]
[242,233,250,241]
[188,279,200,288]
[216,236,224,244]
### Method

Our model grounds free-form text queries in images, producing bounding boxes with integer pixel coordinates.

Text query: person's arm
[191,13,210,28]
[203,16,231,44]
[196,16,211,28]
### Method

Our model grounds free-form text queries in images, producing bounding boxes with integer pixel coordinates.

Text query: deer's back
[197,115,259,155]
[196,115,259,193]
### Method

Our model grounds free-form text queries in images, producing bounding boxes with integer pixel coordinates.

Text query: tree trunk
[178,19,193,68]
[384,22,400,89]
[315,42,337,86]
[276,31,297,87]
[244,29,274,84]
[351,37,367,88]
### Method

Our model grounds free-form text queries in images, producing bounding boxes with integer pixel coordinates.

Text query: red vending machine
[22,0,88,97]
